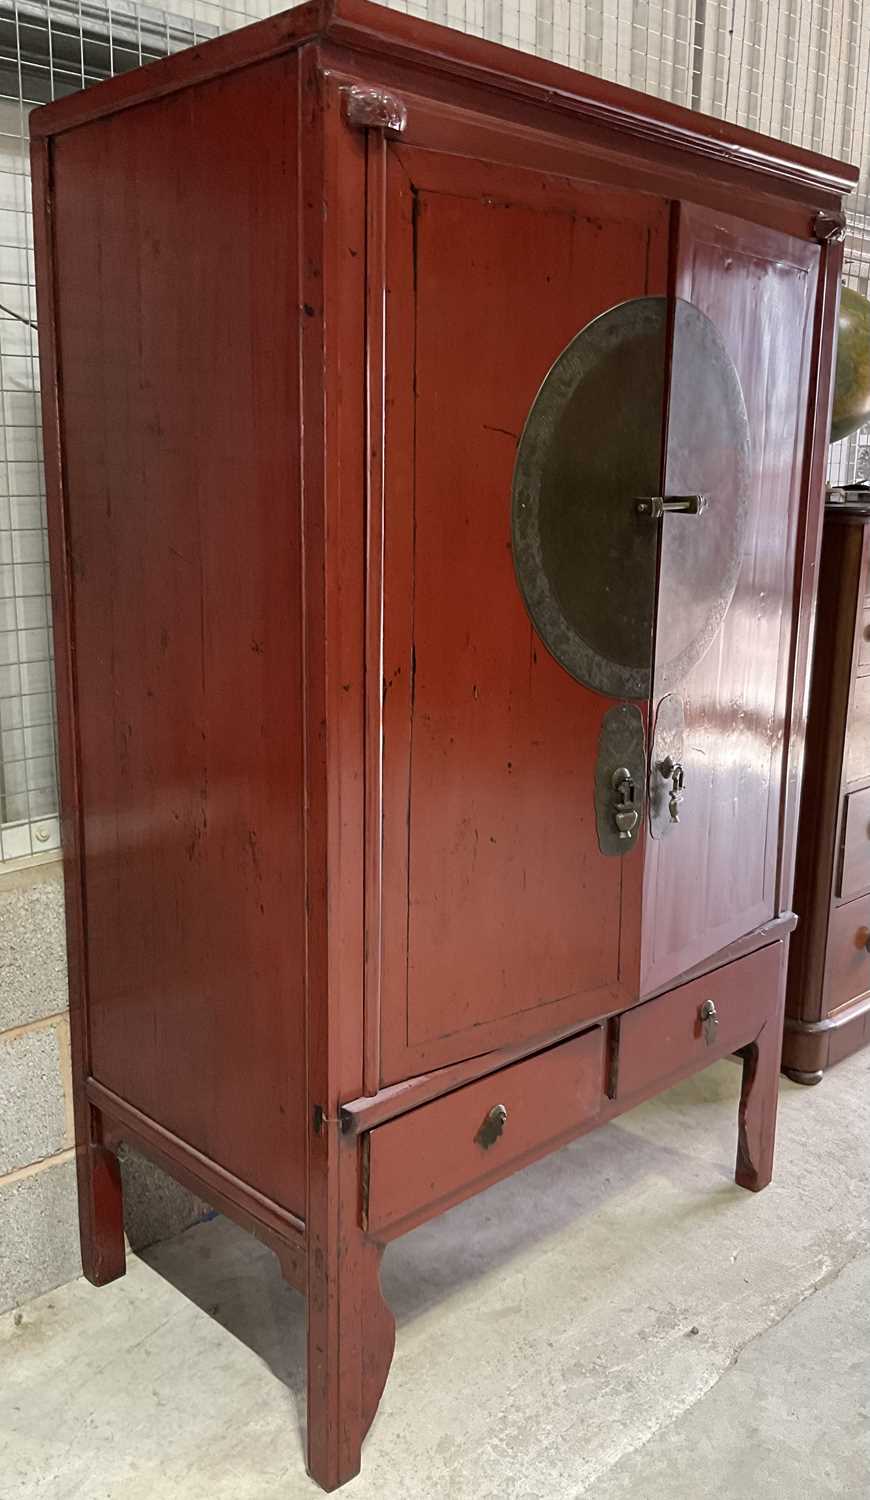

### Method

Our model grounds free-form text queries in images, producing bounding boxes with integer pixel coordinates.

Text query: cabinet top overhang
[29,0,858,202]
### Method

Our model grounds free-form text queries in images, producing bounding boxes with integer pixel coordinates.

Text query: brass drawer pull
[699,999,719,1046]
[475,1103,508,1150]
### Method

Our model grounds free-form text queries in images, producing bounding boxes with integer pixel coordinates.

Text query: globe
[831,285,870,444]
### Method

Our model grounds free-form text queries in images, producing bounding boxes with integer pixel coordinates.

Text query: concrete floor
[4,1051,869,1499]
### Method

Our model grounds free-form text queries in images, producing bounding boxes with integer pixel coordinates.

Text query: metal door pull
[699,1000,719,1046]
[658,755,685,823]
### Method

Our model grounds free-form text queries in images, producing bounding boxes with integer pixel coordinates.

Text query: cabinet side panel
[49,57,306,1215]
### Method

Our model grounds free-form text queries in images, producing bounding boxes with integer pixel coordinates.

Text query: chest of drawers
[786,506,870,1081]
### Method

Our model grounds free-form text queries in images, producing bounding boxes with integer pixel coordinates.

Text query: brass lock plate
[595,703,646,856]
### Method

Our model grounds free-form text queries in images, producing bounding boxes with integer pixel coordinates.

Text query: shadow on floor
[139,1065,747,1447]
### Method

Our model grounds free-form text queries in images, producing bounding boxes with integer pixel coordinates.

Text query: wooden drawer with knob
[826,893,870,1013]
[859,608,870,670]
[838,786,870,899]
[364,1026,606,1237]
[616,942,781,1101]
[363,941,784,1239]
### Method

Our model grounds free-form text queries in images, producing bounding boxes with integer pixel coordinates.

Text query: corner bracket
[811,210,847,244]
[342,83,407,135]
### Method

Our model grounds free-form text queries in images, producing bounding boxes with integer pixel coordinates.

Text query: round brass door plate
[511,296,750,699]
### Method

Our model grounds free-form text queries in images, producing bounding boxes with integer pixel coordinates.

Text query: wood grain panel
[846,674,870,785]
[366,1025,604,1235]
[786,515,863,1026]
[641,205,819,993]
[380,147,668,1082]
[825,892,870,1013]
[839,786,870,900]
[618,942,781,1099]
[50,57,307,1215]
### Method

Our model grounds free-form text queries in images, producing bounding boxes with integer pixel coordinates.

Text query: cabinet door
[379,144,669,1083]
[641,204,820,993]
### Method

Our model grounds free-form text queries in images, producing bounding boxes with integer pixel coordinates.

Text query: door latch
[595,703,645,857]
[612,767,639,840]
[636,494,708,518]
[658,755,685,824]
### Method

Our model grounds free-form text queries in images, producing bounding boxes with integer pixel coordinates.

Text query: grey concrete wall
[0,859,206,1313]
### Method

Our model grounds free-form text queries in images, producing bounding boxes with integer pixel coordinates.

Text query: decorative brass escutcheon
[475,1103,508,1150]
[699,999,719,1047]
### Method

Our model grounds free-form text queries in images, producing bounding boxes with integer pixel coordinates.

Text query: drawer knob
[475,1103,508,1150]
[699,999,719,1046]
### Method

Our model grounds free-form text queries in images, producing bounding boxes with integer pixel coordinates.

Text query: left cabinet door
[376,140,670,1083]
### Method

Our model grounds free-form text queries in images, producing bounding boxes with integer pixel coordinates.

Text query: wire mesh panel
[0,0,228,863]
[7,0,870,862]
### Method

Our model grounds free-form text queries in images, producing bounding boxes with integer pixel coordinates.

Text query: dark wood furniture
[31,2,854,1489]
[786,502,870,1081]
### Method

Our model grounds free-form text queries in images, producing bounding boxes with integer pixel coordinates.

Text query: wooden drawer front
[859,608,870,670]
[846,675,870,784]
[617,943,782,1101]
[840,788,870,899]
[365,1027,605,1236]
[826,895,870,1013]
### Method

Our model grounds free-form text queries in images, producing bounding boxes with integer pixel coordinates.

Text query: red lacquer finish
[641,205,821,993]
[47,54,308,1216]
[379,147,669,1082]
[31,1,854,1490]
[786,510,870,1079]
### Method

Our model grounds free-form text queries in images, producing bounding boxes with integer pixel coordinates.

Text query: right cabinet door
[641,203,821,994]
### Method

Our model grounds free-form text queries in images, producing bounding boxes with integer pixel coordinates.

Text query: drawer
[826,895,870,1013]
[616,942,782,1101]
[839,787,870,899]
[846,675,870,784]
[859,608,870,670]
[365,1026,605,1235]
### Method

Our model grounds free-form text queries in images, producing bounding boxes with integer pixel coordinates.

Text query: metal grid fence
[2,0,869,861]
[0,0,226,862]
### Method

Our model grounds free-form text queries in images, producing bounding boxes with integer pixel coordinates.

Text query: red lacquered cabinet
[31,1,855,1489]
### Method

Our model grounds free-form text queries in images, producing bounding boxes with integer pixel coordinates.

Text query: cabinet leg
[76,1135,126,1286]
[306,1232,395,1492]
[735,1019,782,1193]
